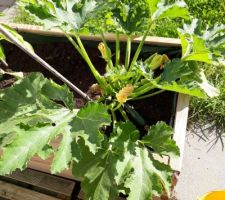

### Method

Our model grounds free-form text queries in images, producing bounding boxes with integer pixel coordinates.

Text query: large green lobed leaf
[72,122,179,200]
[142,122,180,158]
[150,0,190,21]
[0,73,111,175]
[154,59,219,98]
[178,19,225,65]
[19,0,98,31]
[0,24,33,66]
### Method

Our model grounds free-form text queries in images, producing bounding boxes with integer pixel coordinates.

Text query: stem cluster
[63,21,163,116]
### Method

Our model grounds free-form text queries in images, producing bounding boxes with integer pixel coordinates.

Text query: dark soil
[0,42,177,126]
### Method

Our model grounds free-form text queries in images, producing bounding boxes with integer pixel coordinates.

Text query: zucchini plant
[0,0,224,199]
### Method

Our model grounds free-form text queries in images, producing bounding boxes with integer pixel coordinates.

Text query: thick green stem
[129,22,153,71]
[115,32,120,68]
[125,36,131,70]
[112,103,122,111]
[101,32,114,69]
[64,33,83,58]
[136,79,150,87]
[111,110,117,132]
[132,82,155,94]
[130,90,165,101]
[131,85,156,99]
[133,74,142,84]
[130,76,161,98]
[119,107,129,121]
[71,33,107,89]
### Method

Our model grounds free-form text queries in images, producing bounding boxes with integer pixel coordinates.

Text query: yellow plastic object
[198,190,225,200]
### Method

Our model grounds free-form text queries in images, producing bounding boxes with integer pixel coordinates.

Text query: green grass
[13,7,39,25]
[152,0,225,38]
[186,0,225,27]
[151,19,180,38]
[190,64,225,134]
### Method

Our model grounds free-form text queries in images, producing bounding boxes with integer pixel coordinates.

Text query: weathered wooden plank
[0,143,72,180]
[0,180,60,200]
[28,156,73,180]
[170,94,190,171]
[3,169,75,198]
[8,23,181,47]
[26,136,74,180]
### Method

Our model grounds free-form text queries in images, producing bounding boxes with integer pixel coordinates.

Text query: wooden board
[1,169,75,199]
[0,180,61,200]
[170,94,190,172]
[8,23,181,47]
[28,155,73,180]
[0,168,165,200]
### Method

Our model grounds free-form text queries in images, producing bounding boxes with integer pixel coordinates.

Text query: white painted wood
[8,23,181,47]
[170,94,190,172]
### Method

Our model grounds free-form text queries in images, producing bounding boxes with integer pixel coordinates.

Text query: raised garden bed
[1,23,189,179]
[0,1,222,199]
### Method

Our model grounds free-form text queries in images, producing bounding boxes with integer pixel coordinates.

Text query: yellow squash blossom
[116,85,134,104]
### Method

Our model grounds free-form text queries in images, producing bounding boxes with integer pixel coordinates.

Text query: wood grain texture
[28,156,73,180]
[0,180,60,200]
[8,23,181,47]
[3,169,75,197]
[26,137,74,180]
[170,93,190,172]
